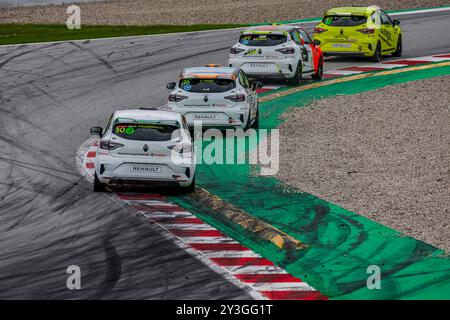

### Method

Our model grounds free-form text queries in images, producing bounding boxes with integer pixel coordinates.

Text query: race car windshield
[113,123,180,141]
[179,78,235,93]
[239,34,287,46]
[322,15,367,27]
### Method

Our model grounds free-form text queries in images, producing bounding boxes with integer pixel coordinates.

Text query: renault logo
[143,144,149,152]
[203,96,209,103]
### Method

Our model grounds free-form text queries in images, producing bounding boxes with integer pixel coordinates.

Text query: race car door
[291,29,313,73]
[238,71,257,121]
[379,10,396,52]
[297,28,317,72]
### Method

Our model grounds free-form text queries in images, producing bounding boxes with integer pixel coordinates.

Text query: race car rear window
[322,15,367,27]
[239,34,287,46]
[179,78,235,93]
[113,123,179,141]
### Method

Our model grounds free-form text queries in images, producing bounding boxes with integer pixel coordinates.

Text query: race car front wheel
[93,172,107,192]
[393,35,402,57]
[312,58,323,81]
[372,42,382,62]
[288,61,302,86]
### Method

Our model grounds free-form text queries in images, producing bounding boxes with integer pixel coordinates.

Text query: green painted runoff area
[171,65,450,299]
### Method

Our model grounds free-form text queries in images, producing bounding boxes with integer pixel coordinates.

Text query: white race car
[228,25,324,85]
[166,65,262,129]
[90,109,195,192]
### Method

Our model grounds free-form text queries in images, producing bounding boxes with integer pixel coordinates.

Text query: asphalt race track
[0,9,449,299]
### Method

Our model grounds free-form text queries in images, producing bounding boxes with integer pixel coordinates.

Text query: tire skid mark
[76,140,328,300]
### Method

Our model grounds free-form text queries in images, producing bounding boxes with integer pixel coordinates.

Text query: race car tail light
[230,47,245,54]
[169,93,188,102]
[357,27,375,34]
[167,143,192,154]
[275,47,295,54]
[314,27,328,34]
[224,94,246,102]
[100,140,124,150]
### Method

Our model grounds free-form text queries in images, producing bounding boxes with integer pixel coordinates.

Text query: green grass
[0,23,246,45]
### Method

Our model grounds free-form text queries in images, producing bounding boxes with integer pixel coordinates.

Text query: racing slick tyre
[180,175,195,194]
[251,107,259,129]
[393,35,402,57]
[312,58,323,81]
[288,61,303,86]
[93,172,107,192]
[244,110,253,130]
[371,42,382,62]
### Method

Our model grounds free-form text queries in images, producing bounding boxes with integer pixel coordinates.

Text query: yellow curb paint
[260,61,450,103]
[271,235,285,249]
[190,187,306,250]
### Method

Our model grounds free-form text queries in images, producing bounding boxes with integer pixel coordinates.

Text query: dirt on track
[277,76,450,252]
[0,0,449,25]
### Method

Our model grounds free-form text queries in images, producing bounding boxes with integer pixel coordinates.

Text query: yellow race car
[313,6,402,61]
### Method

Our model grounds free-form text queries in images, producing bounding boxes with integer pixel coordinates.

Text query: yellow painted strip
[260,61,450,103]
[190,187,307,250]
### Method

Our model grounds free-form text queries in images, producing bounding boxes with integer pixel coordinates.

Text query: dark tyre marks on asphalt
[0,32,249,299]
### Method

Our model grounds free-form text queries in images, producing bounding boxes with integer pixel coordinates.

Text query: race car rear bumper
[316,37,377,57]
[95,156,195,187]
[168,104,250,129]
[229,58,297,79]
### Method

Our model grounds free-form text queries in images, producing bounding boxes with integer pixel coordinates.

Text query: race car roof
[180,66,239,80]
[113,109,181,123]
[324,6,379,16]
[241,24,295,35]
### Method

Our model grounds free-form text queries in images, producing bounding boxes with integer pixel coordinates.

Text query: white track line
[182,236,240,244]
[250,282,316,291]
[407,56,450,62]
[201,251,262,258]
[162,224,217,230]
[392,7,450,16]
[143,212,193,218]
[222,266,288,274]
[324,70,363,75]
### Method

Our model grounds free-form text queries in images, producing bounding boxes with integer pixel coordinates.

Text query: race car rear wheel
[93,172,107,192]
[371,42,382,62]
[180,175,195,193]
[312,58,323,81]
[393,35,402,57]
[288,61,302,86]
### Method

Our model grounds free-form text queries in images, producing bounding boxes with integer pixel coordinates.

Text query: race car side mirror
[393,19,400,25]
[313,39,321,46]
[166,82,176,90]
[90,126,103,136]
